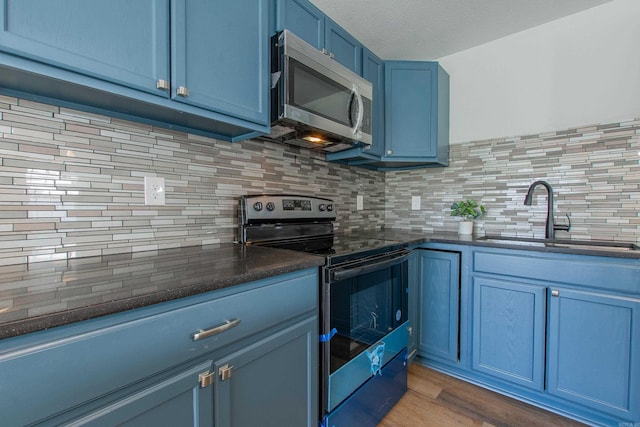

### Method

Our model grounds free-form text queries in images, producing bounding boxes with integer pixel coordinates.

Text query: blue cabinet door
[276,0,324,50]
[416,249,460,363]
[471,276,546,390]
[325,18,361,74]
[0,0,169,96]
[171,0,269,125]
[361,48,385,157]
[65,360,214,426]
[385,61,449,160]
[548,288,640,421]
[214,316,318,427]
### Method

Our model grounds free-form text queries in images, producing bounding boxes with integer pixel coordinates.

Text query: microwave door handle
[351,86,364,139]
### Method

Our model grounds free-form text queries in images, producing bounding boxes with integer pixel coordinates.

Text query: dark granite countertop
[379,229,640,260]
[2,231,638,341]
[0,244,324,340]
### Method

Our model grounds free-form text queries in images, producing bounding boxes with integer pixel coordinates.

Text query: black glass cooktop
[257,233,406,263]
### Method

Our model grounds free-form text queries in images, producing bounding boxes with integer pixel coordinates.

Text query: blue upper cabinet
[276,0,324,50]
[327,60,450,170]
[325,19,361,74]
[383,61,449,164]
[0,0,270,141]
[0,0,170,96]
[276,0,361,74]
[171,1,269,125]
[360,48,385,157]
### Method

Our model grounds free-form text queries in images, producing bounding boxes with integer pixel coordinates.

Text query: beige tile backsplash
[0,96,385,265]
[0,94,638,265]
[385,118,640,242]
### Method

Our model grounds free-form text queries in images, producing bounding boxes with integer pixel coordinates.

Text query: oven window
[329,262,407,373]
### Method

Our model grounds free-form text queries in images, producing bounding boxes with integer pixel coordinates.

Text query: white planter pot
[458,221,473,235]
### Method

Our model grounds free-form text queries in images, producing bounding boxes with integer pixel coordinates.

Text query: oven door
[320,248,410,414]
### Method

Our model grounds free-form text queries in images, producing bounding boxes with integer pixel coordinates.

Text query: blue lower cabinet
[0,269,319,426]
[64,360,214,426]
[471,276,546,390]
[417,245,640,426]
[214,317,318,427]
[323,348,407,427]
[548,287,640,421]
[416,249,460,363]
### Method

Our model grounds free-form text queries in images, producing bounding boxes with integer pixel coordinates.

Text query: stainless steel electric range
[239,195,409,427]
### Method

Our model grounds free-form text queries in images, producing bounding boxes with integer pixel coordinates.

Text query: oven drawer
[328,321,409,412]
[324,348,408,427]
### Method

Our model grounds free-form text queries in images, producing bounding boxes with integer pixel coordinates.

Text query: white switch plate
[356,194,364,211]
[411,196,421,211]
[144,176,165,206]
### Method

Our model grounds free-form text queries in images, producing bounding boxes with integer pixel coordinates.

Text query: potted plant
[450,199,486,234]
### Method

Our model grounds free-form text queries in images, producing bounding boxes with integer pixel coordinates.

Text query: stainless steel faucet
[524,180,570,239]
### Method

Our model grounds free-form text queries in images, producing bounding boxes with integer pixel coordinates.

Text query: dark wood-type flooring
[378,363,587,427]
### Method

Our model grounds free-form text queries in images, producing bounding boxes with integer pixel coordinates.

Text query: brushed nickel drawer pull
[177,86,190,97]
[156,79,169,91]
[193,318,241,341]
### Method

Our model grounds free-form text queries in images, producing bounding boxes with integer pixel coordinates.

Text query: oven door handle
[330,250,411,281]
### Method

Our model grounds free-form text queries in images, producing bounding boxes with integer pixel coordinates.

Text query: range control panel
[240,195,336,223]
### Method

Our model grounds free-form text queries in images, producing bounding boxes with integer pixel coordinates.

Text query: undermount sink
[477,235,639,251]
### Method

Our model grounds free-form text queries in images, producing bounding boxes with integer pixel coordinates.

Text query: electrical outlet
[356,194,364,211]
[144,176,165,206]
[411,196,421,211]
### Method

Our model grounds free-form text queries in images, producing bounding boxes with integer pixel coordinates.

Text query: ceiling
[308,0,615,60]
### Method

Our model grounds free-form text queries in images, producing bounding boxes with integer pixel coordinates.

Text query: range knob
[327,204,334,212]
[253,202,263,211]
[318,204,326,211]
[266,202,275,211]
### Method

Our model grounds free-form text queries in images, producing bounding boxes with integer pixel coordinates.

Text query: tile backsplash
[0,96,385,266]
[1,94,638,266]
[385,118,640,242]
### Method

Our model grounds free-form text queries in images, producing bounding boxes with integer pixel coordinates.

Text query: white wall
[438,0,640,144]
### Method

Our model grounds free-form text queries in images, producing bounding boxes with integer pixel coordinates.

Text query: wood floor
[378,363,587,427]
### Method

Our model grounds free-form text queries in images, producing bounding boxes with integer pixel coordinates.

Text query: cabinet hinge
[199,371,214,388]
[219,364,233,381]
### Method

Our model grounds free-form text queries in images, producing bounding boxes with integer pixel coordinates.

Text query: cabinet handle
[407,326,413,336]
[329,52,335,59]
[177,86,190,97]
[551,289,559,297]
[321,48,328,55]
[193,318,241,341]
[199,371,214,388]
[387,150,393,155]
[219,364,233,381]
[156,79,169,91]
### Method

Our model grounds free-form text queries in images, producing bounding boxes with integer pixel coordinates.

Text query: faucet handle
[554,213,571,232]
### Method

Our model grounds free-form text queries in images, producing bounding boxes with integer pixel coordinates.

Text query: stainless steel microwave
[268,30,373,151]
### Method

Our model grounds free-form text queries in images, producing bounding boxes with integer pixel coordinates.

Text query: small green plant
[450,199,486,221]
